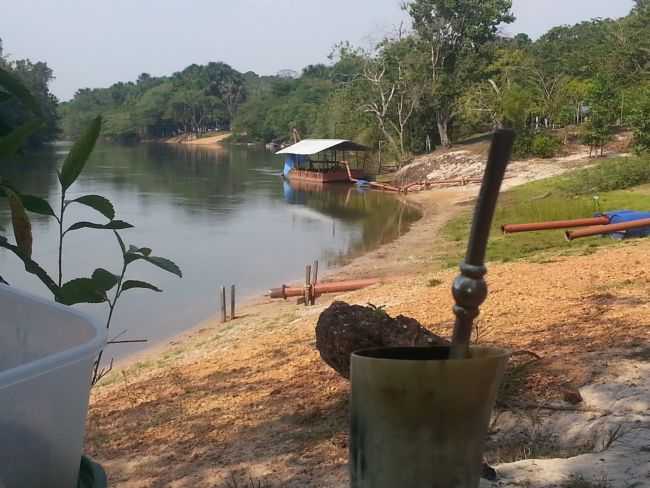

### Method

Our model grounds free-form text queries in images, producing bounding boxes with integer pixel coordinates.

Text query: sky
[0,0,636,101]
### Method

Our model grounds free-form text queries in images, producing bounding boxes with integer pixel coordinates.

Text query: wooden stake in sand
[311,260,319,305]
[220,286,227,323]
[450,129,515,360]
[230,284,236,320]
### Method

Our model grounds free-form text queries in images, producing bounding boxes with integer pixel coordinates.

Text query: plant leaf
[59,116,102,191]
[0,119,44,157]
[143,255,182,278]
[20,194,56,217]
[128,245,153,257]
[4,188,32,259]
[91,268,119,292]
[71,195,115,220]
[121,280,162,292]
[0,66,42,116]
[59,278,106,305]
[65,220,133,234]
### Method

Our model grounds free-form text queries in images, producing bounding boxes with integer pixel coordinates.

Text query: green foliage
[530,133,562,158]
[627,84,650,153]
[0,64,43,116]
[4,187,32,259]
[59,116,102,190]
[121,280,162,292]
[19,194,56,217]
[0,49,58,146]
[443,156,650,264]
[64,220,133,234]
[55,2,649,157]
[91,268,120,292]
[0,119,44,157]
[0,73,182,385]
[77,456,107,488]
[59,278,107,306]
[71,195,115,220]
[559,156,650,194]
[60,62,246,140]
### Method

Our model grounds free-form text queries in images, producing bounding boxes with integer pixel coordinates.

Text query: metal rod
[502,216,609,234]
[230,284,236,320]
[450,129,515,360]
[565,217,650,240]
[220,286,227,323]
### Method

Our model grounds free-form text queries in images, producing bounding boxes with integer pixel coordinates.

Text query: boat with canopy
[276,139,369,184]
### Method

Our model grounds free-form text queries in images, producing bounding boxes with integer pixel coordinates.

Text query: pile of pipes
[502,210,650,241]
[268,260,379,306]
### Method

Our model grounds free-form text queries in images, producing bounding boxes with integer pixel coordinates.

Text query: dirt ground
[86,147,650,488]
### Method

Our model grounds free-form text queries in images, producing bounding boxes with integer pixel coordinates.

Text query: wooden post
[220,286,227,323]
[311,260,319,305]
[230,284,236,320]
[304,265,312,307]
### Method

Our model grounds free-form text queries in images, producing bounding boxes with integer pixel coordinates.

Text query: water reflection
[0,143,420,358]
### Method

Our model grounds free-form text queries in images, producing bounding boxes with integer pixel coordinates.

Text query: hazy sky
[1,0,635,101]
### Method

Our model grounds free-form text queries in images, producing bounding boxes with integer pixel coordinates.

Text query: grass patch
[442,156,650,264]
[561,156,650,194]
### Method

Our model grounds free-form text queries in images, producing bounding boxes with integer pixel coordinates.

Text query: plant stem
[92,256,128,385]
[57,190,65,288]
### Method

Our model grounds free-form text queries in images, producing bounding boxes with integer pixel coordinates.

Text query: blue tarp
[283,155,308,178]
[601,210,650,239]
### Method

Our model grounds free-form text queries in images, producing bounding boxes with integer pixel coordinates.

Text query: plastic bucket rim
[351,345,511,363]
[0,284,107,388]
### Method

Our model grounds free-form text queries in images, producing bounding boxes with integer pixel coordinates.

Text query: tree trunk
[436,112,451,148]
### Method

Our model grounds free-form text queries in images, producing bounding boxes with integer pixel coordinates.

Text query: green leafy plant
[0,65,182,384]
[530,133,562,158]
[89,232,182,383]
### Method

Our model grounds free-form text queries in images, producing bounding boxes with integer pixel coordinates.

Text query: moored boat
[276,139,368,184]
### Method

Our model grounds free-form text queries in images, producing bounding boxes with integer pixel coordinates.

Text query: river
[0,142,420,359]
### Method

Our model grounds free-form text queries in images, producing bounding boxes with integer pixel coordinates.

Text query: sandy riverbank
[164,131,231,145]
[86,147,650,488]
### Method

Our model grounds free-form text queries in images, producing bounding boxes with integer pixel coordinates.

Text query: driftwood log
[315,301,448,379]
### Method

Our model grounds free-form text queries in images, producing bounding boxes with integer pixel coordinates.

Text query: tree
[582,77,618,157]
[359,38,423,162]
[406,0,515,146]
[0,39,59,146]
[627,83,650,153]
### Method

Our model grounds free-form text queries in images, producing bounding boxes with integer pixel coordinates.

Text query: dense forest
[9,0,650,163]
[0,39,59,146]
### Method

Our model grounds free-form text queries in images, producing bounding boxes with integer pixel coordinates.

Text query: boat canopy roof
[275,139,369,156]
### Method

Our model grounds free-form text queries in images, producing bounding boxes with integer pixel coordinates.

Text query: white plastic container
[0,285,106,488]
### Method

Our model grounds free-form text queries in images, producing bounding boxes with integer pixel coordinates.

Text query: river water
[0,142,419,359]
